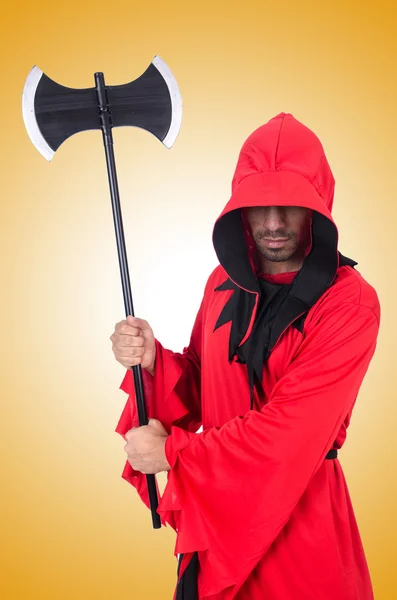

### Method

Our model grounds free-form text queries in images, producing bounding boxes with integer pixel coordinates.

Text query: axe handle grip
[94,71,161,529]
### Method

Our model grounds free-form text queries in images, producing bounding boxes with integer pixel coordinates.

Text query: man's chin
[261,249,294,262]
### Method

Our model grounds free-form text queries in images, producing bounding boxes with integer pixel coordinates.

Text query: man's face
[242,205,312,263]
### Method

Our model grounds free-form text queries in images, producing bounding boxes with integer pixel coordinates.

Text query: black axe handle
[95,72,161,529]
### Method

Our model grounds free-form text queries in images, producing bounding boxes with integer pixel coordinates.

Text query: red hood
[212,112,339,293]
[230,112,335,212]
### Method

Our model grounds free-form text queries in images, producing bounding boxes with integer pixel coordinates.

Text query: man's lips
[261,238,290,248]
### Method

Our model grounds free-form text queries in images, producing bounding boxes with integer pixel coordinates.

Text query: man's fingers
[117,349,145,365]
[124,427,138,442]
[112,317,152,339]
[114,334,145,347]
[148,418,168,434]
[117,324,142,336]
[111,316,156,373]
[126,316,153,335]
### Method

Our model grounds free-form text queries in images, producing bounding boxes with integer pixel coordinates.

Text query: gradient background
[1,0,396,598]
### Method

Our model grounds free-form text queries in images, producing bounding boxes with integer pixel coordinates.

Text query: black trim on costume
[214,278,257,363]
[338,252,358,268]
[213,209,260,295]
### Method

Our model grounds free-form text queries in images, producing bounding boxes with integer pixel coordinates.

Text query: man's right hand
[110,316,156,376]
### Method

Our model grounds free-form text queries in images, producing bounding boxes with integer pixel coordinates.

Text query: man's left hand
[124,418,171,474]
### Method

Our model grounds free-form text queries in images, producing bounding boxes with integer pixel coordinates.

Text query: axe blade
[22,56,182,160]
[22,66,55,160]
[151,55,182,149]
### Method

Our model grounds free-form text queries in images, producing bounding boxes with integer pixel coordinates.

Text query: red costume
[116,112,380,599]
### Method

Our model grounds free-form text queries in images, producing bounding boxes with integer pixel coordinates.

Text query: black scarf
[235,276,293,408]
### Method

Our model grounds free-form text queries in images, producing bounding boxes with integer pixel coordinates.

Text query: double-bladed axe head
[22,55,182,160]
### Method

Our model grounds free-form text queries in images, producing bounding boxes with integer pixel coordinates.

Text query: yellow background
[1,0,396,598]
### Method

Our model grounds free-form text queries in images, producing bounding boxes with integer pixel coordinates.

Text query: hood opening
[213,206,339,310]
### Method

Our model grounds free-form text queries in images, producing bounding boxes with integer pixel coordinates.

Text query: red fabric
[115,112,381,599]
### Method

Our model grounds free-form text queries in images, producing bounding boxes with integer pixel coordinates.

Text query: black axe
[22,55,183,529]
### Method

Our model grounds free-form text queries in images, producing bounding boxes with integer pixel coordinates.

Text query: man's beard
[257,244,296,262]
[254,232,300,263]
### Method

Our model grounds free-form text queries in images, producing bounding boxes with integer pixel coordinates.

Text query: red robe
[115,112,380,599]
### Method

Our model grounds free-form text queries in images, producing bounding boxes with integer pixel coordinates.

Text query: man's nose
[262,206,285,229]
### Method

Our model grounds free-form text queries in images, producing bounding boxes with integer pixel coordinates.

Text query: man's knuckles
[124,427,139,441]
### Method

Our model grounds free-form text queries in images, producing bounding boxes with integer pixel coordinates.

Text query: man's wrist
[145,356,156,377]
[161,436,171,471]
[163,435,173,470]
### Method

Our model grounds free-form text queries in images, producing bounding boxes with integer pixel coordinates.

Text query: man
[111,112,380,599]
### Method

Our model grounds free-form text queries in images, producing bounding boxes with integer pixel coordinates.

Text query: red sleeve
[114,294,204,523]
[157,302,380,594]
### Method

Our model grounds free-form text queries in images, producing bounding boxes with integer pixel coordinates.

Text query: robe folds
[115,112,381,599]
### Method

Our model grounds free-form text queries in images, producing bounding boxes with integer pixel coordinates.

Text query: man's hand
[110,316,156,375]
[124,418,171,474]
